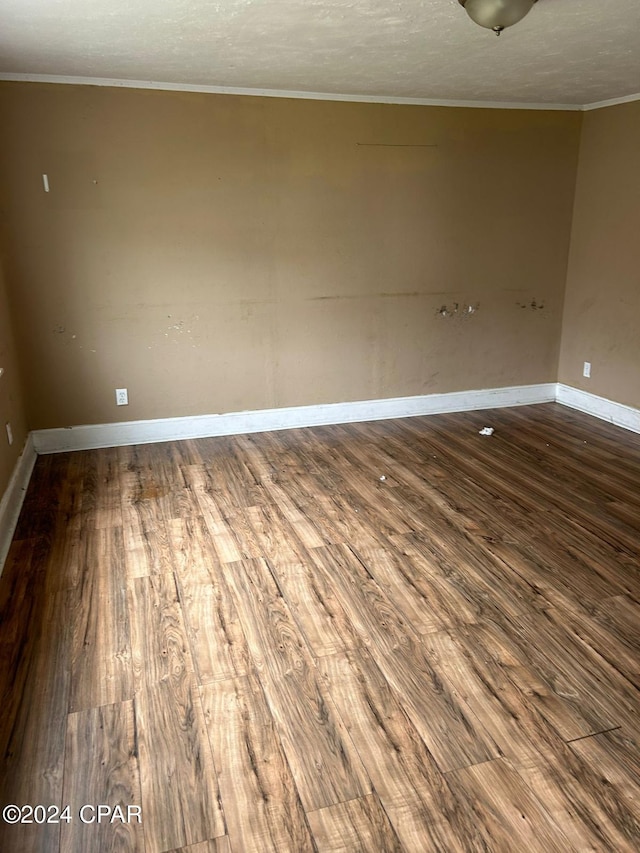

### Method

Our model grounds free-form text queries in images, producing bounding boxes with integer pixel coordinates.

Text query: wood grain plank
[307,793,402,853]
[200,674,316,852]
[307,544,499,772]
[166,839,231,853]
[224,557,371,811]
[495,499,638,591]
[169,516,220,586]
[243,504,309,564]
[413,409,640,558]
[212,511,269,564]
[338,418,528,547]
[353,546,446,635]
[421,630,542,764]
[320,649,490,852]
[570,728,640,820]
[136,674,225,852]
[129,572,195,689]
[178,581,250,685]
[507,403,640,482]
[586,595,640,688]
[268,559,357,658]
[394,528,547,624]
[306,441,402,524]
[496,607,640,737]
[68,528,133,713]
[78,448,123,530]
[184,443,261,518]
[464,619,607,742]
[12,453,69,541]
[42,526,86,594]
[314,494,387,551]
[123,514,175,579]
[445,758,572,853]
[544,599,640,688]
[513,736,640,852]
[446,407,639,511]
[120,447,193,526]
[258,479,331,549]
[184,468,246,563]
[120,446,188,578]
[498,410,640,511]
[381,538,480,628]
[61,701,143,853]
[233,433,279,481]
[0,590,71,853]
[0,540,39,685]
[454,623,640,850]
[480,536,624,615]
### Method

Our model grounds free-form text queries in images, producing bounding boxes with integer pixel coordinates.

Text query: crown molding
[0,73,583,111]
[582,91,640,111]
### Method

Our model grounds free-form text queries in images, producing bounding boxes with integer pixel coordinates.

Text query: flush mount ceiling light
[458,0,538,36]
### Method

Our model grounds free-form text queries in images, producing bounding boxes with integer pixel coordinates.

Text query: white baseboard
[32,383,556,454]
[556,384,640,434]
[5,383,636,571]
[0,434,37,575]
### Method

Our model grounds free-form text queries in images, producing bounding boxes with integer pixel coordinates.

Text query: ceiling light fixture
[458,0,538,36]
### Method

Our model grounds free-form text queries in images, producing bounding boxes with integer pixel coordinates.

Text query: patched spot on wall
[437,302,479,319]
[516,299,545,311]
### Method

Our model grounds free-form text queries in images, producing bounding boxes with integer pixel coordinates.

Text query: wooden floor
[1,403,640,852]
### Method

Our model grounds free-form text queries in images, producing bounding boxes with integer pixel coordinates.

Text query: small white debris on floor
[379,475,386,481]
[479,427,494,436]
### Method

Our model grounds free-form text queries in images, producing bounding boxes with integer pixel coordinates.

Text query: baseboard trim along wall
[32,383,557,454]
[556,384,640,434]
[0,434,37,575]
[2,381,638,572]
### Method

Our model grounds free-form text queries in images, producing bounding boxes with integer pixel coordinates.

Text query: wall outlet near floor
[6,422,13,445]
[115,388,129,406]
[583,361,591,378]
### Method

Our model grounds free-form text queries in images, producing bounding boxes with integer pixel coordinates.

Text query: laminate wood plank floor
[1,403,640,852]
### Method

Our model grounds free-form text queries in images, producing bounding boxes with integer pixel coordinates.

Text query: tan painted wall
[0,83,581,430]
[559,101,640,408]
[0,259,28,496]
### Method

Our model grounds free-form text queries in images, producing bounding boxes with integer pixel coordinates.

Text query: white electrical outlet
[115,388,129,406]
[583,361,591,378]
[6,423,13,445]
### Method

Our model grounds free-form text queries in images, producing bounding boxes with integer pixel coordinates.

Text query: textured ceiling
[1,0,640,107]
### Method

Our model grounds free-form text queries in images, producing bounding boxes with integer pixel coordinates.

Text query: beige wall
[559,101,640,408]
[0,83,581,430]
[0,259,28,497]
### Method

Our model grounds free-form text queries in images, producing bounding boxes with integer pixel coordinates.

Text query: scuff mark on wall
[356,142,439,148]
[160,312,201,347]
[516,299,545,311]
[52,325,84,346]
[437,302,479,318]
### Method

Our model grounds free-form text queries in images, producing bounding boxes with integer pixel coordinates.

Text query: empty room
[0,1,639,851]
